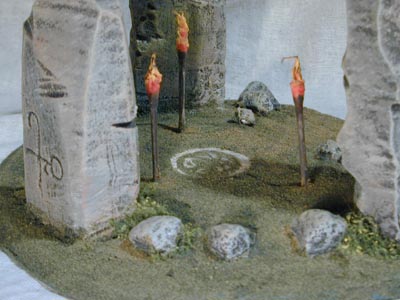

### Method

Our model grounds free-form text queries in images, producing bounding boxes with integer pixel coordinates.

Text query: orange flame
[282,56,305,98]
[145,54,163,96]
[175,12,189,53]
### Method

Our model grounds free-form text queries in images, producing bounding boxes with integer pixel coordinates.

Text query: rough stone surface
[22,0,139,237]
[291,209,347,257]
[129,216,183,254]
[208,224,253,260]
[235,107,255,126]
[238,81,280,115]
[337,0,400,240]
[316,140,342,162]
[130,0,226,112]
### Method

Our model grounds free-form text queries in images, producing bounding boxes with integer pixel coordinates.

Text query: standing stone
[130,0,226,112]
[338,0,400,240]
[22,0,139,237]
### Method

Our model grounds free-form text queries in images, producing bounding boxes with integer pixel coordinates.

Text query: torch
[145,54,163,181]
[282,56,308,187]
[175,12,189,133]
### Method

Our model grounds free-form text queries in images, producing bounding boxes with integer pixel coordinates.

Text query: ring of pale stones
[171,148,251,178]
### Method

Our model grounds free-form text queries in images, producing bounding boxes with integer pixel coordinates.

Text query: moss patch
[1,104,400,300]
[341,212,400,259]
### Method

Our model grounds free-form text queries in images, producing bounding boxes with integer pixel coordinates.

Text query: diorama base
[0,103,398,300]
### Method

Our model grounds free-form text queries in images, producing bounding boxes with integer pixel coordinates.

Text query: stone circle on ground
[171,148,251,178]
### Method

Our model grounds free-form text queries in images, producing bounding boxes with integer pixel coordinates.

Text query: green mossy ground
[1,104,400,300]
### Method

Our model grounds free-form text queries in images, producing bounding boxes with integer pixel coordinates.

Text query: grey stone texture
[208,224,253,260]
[235,107,256,126]
[22,0,139,237]
[337,0,400,240]
[316,140,342,162]
[291,209,347,257]
[129,0,226,112]
[128,216,183,254]
[238,81,280,116]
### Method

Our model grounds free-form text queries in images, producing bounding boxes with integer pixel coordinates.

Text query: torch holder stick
[178,51,186,133]
[294,96,308,187]
[149,93,160,181]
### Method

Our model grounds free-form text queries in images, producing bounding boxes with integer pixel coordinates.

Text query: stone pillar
[130,0,226,112]
[338,0,400,240]
[22,0,140,237]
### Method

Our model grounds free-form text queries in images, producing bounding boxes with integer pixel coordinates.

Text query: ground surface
[0,104,398,300]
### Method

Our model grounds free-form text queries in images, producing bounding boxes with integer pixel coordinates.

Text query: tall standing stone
[22,0,140,237]
[130,0,226,112]
[338,0,400,240]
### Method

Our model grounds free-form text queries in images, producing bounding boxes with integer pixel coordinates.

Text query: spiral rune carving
[171,148,250,178]
[25,112,64,192]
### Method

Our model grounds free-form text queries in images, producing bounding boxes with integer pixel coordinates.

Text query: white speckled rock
[235,107,256,126]
[129,216,183,254]
[291,209,347,257]
[22,0,139,237]
[316,140,342,162]
[238,81,280,116]
[337,0,400,240]
[208,224,253,260]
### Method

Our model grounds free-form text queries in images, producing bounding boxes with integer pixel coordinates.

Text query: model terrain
[1,0,400,299]
[1,104,400,300]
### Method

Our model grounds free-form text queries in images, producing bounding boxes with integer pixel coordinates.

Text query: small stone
[316,140,342,162]
[238,81,280,115]
[208,224,253,260]
[129,216,183,255]
[235,107,256,126]
[291,209,347,257]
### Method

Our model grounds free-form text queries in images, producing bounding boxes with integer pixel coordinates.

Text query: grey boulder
[235,107,256,126]
[291,209,347,257]
[129,216,183,255]
[239,81,280,115]
[316,140,342,162]
[208,224,253,260]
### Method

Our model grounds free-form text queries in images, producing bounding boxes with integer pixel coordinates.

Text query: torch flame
[175,11,189,53]
[145,54,163,96]
[282,56,303,81]
[282,56,305,98]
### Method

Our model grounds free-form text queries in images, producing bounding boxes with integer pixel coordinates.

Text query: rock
[291,209,347,257]
[337,0,400,240]
[130,0,226,112]
[129,216,183,254]
[208,224,253,260]
[235,107,256,126]
[238,81,280,115]
[316,140,342,162]
[22,0,139,237]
